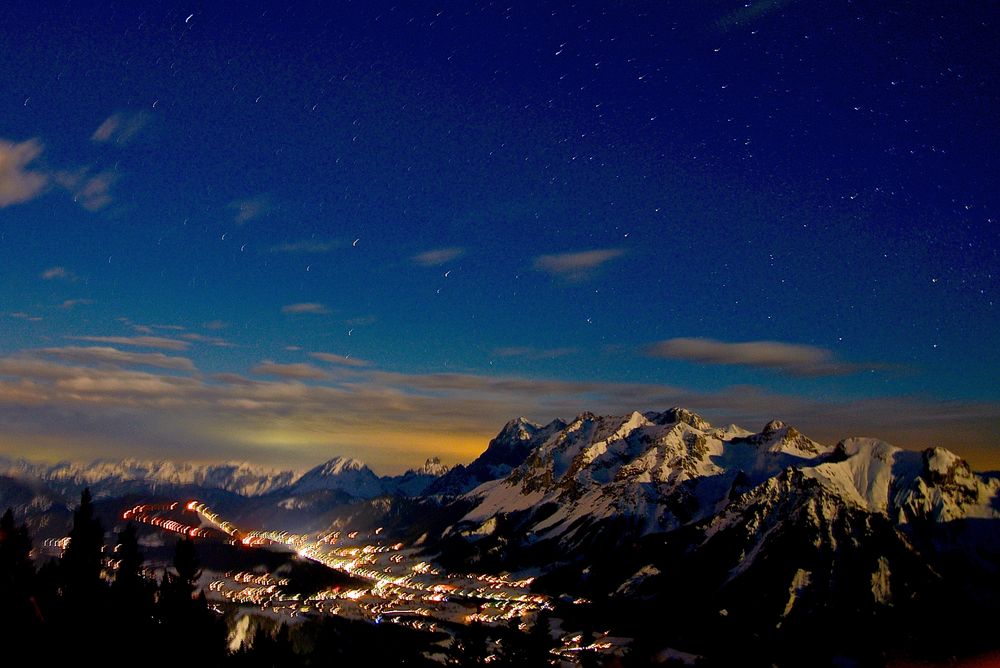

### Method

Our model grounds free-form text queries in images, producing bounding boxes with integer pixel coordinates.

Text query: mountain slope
[384,457,451,497]
[0,457,298,498]
[288,457,385,499]
[426,417,567,495]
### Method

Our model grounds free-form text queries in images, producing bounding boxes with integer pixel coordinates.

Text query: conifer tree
[0,507,37,637]
[157,536,227,663]
[111,523,154,653]
[112,523,144,591]
[61,488,105,601]
[54,487,107,664]
[527,609,554,666]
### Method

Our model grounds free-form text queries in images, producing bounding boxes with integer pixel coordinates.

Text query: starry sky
[1,1,998,473]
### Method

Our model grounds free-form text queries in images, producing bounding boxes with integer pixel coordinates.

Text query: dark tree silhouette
[112,523,144,590]
[54,488,109,661]
[173,534,201,593]
[577,624,600,668]
[157,537,227,663]
[0,507,38,638]
[526,610,555,666]
[111,523,155,655]
[61,488,105,601]
[233,624,302,668]
[453,620,491,666]
[493,618,531,667]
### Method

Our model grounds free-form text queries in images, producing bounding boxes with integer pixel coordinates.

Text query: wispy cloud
[0,138,48,208]
[91,111,149,144]
[412,247,465,267]
[717,0,793,31]
[59,299,92,310]
[309,352,371,367]
[53,168,115,211]
[228,195,272,224]
[0,350,997,472]
[67,336,190,351]
[36,346,196,372]
[180,333,234,347]
[203,320,228,330]
[8,312,42,322]
[250,361,328,380]
[533,248,624,281]
[492,346,577,360]
[646,337,870,377]
[270,240,339,254]
[282,303,329,315]
[42,266,76,281]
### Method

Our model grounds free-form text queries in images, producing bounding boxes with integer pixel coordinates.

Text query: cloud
[492,346,577,360]
[67,336,190,351]
[717,0,793,31]
[8,312,42,322]
[250,361,328,380]
[270,240,339,254]
[412,247,465,266]
[203,320,228,330]
[0,139,48,207]
[42,266,76,281]
[53,168,116,211]
[282,303,329,315]
[646,337,869,377]
[533,248,624,281]
[0,350,998,473]
[91,111,149,144]
[309,352,371,367]
[36,346,196,372]
[180,333,234,347]
[58,299,92,310]
[228,195,272,224]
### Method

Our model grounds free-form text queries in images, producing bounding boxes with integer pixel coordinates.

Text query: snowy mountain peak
[646,407,711,431]
[763,419,786,433]
[291,456,384,498]
[425,417,566,495]
[459,409,998,551]
[923,447,975,489]
[744,420,830,458]
[497,417,542,441]
[314,456,368,475]
[408,457,450,477]
[2,457,298,497]
[382,457,452,497]
[801,438,998,523]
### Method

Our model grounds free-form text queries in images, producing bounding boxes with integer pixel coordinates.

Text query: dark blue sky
[1,1,997,471]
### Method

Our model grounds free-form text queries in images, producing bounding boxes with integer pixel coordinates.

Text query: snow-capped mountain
[4,409,995,664]
[443,408,999,559]
[426,416,567,495]
[0,450,453,507]
[385,457,451,497]
[287,456,385,499]
[413,408,1000,663]
[804,438,999,523]
[0,473,69,519]
[0,457,298,498]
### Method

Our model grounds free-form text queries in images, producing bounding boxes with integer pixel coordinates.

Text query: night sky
[1,1,998,473]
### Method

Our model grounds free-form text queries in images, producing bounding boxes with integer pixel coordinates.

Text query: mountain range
[0,454,450,503]
[2,407,998,663]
